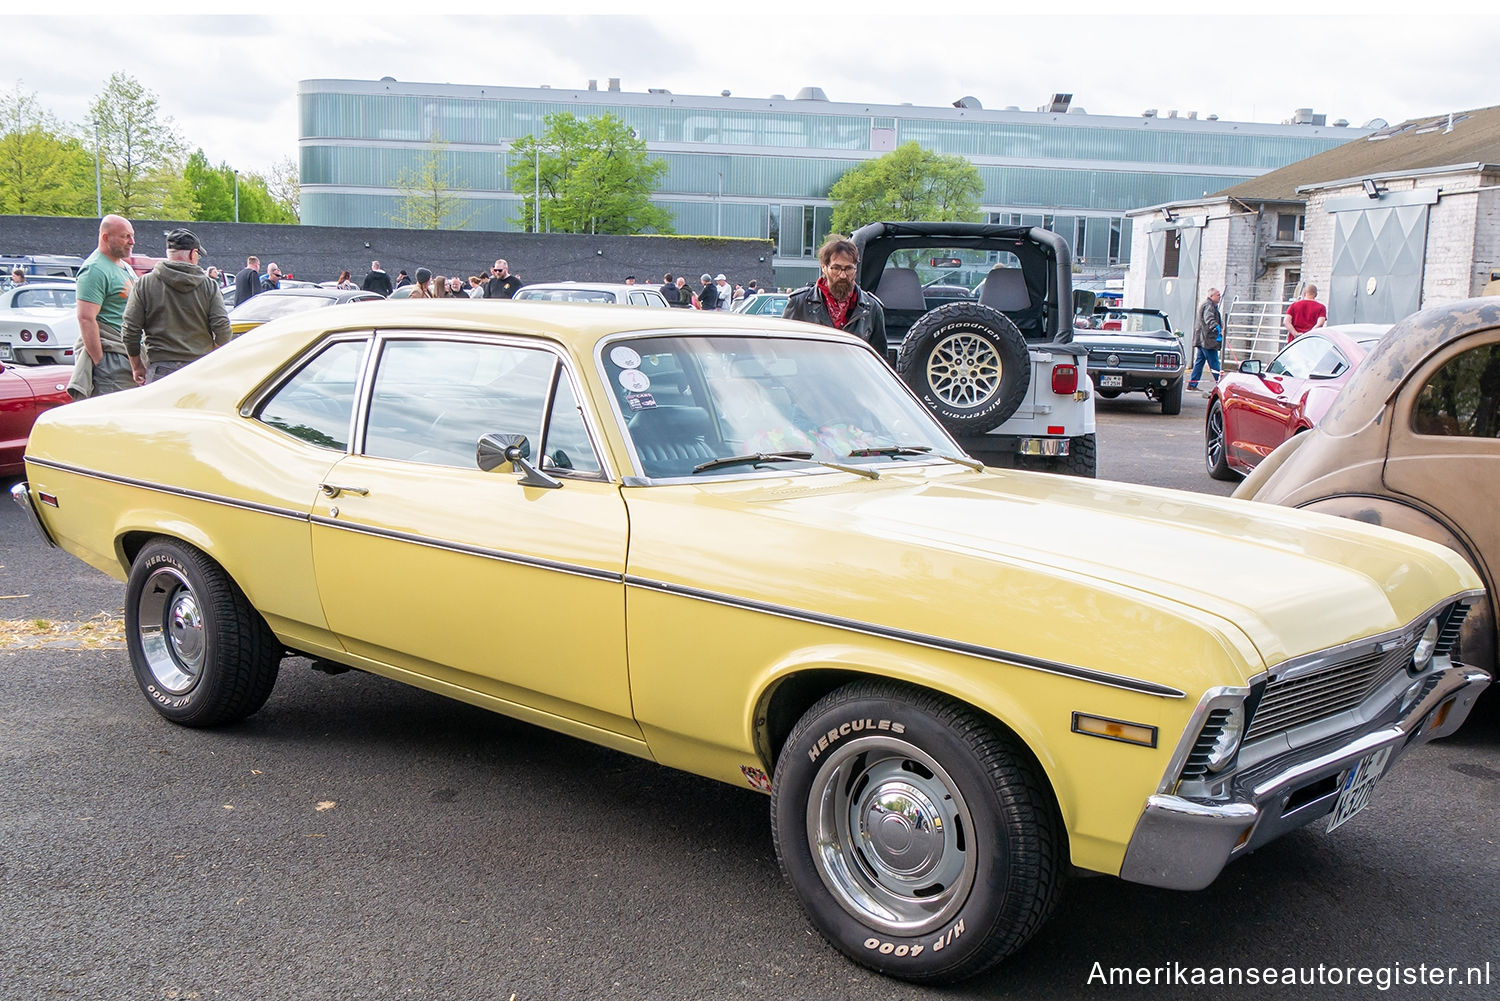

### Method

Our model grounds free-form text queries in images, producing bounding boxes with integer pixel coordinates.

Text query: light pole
[233,170,240,223]
[534,144,540,233]
[92,119,102,217]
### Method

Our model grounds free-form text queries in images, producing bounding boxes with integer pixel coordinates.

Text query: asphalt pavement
[2,395,1497,999]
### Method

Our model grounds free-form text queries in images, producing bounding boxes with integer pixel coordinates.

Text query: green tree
[267,156,300,222]
[510,113,672,235]
[391,135,472,230]
[87,71,186,216]
[184,149,235,220]
[0,83,93,216]
[829,142,983,234]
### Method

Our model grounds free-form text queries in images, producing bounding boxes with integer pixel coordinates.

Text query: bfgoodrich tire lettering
[771,680,1062,984]
[125,539,282,727]
[896,303,1031,435]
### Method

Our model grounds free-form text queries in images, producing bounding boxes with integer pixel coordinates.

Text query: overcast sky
[5,10,1498,179]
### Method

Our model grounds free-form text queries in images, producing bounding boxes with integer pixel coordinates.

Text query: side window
[541,373,604,475]
[1413,342,1500,437]
[254,339,368,450]
[363,339,555,468]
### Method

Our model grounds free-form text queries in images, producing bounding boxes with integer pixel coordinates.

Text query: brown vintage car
[1236,297,1500,676]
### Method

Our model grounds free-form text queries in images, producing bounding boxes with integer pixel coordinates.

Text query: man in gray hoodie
[122,228,232,385]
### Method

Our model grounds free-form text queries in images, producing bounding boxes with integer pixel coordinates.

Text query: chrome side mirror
[477,433,562,489]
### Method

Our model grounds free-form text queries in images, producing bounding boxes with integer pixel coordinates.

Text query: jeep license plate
[1100,374,1123,388]
[0,343,11,362]
[1326,745,1393,833]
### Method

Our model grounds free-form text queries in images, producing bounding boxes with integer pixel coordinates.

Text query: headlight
[1205,703,1246,773]
[1412,619,1440,672]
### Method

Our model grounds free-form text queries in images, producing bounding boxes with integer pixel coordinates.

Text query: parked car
[732,292,790,316]
[15,300,1490,981]
[0,280,79,366]
[512,282,669,307]
[0,254,86,283]
[1069,307,1185,414]
[1,360,72,475]
[1206,324,1390,480]
[854,221,1095,475]
[227,287,384,337]
[1235,297,1500,694]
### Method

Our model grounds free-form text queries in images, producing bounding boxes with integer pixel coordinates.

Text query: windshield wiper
[849,444,983,470]
[692,451,880,479]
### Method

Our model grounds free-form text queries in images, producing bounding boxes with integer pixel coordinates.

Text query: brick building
[1124,105,1500,356]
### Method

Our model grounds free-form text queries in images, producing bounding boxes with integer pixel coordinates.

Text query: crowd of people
[63,212,879,406]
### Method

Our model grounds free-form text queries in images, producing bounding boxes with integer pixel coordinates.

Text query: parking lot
[2,392,1496,1000]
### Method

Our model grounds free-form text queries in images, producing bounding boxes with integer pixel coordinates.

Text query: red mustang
[1206,324,1389,480]
[1,361,72,476]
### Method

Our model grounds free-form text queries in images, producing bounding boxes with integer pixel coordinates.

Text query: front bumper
[1119,663,1489,891]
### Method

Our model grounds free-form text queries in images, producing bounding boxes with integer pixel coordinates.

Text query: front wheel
[771,681,1062,983]
[1205,399,1239,481]
[125,539,282,726]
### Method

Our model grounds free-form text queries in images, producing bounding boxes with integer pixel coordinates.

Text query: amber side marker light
[38,491,58,507]
[1071,712,1157,748]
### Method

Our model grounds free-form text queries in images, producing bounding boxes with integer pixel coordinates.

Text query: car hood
[624,464,1478,690]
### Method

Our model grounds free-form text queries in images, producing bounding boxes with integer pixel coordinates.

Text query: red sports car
[1206,324,1389,480]
[1,361,72,476]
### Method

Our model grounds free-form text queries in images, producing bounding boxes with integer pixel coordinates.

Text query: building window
[1276,212,1304,242]
[1162,231,1181,278]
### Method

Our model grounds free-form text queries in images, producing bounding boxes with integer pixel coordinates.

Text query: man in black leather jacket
[782,235,887,355]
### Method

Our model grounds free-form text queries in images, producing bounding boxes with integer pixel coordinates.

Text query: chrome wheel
[135,565,206,694]
[925,331,1003,409]
[1206,401,1226,471]
[806,735,977,936]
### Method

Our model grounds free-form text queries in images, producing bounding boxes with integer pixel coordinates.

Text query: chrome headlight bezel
[1204,703,1246,773]
[1411,618,1440,673]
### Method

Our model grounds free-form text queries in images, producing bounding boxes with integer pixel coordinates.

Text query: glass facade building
[299,78,1367,284]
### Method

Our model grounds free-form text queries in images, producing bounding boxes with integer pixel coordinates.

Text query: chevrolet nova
[12,301,1489,983]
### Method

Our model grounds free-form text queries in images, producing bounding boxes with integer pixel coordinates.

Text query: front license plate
[1099,374,1123,388]
[1326,745,1393,832]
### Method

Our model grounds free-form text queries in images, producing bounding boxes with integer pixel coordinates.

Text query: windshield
[601,334,959,478]
[1092,310,1169,333]
[515,287,618,303]
[231,293,338,322]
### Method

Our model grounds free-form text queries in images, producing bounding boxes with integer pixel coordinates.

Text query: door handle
[320,483,369,498]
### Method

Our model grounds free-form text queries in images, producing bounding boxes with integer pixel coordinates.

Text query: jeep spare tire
[896,302,1031,435]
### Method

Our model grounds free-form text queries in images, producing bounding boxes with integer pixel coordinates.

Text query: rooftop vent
[770,94,786,101]
[647,88,671,94]
[1363,118,1389,129]
[587,80,597,90]
[379,76,397,83]
[795,86,829,102]
[1041,92,1072,114]
[608,78,620,91]
[1142,108,1158,117]
[1068,106,1086,114]
[1005,105,1021,111]
[953,95,982,109]
[1187,111,1198,119]
[721,90,731,97]
[1206,114,1219,121]
[1333,118,1349,127]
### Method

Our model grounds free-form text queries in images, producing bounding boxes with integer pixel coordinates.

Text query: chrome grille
[1245,640,1414,743]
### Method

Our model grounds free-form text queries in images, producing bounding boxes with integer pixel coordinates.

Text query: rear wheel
[1160,378,1184,416]
[1205,399,1239,481]
[125,539,282,726]
[772,681,1062,983]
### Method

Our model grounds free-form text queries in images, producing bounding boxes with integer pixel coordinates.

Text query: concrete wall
[0,216,777,291]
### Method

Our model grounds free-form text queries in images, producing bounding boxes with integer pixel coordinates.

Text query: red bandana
[817,277,858,329]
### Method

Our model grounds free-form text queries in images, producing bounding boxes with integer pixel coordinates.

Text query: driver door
[308,334,636,737]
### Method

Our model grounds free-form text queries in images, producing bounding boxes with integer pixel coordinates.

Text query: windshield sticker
[610,345,642,369]
[618,369,651,393]
[625,392,658,410]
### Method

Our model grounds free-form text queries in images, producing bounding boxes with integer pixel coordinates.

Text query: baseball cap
[165,228,204,253]
[715,273,726,280]
[415,267,432,284]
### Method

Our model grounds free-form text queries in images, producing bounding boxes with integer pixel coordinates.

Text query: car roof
[517,282,649,293]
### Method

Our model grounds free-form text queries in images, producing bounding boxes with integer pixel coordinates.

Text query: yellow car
[11,301,1488,983]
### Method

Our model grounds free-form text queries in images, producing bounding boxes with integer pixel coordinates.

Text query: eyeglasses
[492,269,504,274]
[825,264,856,274]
